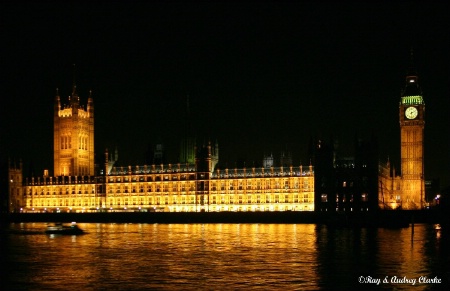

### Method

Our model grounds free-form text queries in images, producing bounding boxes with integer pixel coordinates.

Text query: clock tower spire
[399,49,425,209]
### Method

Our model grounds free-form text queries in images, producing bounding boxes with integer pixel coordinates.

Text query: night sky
[1,2,449,187]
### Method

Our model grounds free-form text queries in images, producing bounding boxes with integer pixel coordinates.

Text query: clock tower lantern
[399,52,425,209]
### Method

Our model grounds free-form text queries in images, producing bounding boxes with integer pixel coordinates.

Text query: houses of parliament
[5,60,426,213]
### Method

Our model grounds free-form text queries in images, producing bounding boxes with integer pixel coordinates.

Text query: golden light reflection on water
[1,223,448,290]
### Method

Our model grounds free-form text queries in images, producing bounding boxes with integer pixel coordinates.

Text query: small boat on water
[45,222,84,235]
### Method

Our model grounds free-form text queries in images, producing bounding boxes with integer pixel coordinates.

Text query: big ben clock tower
[399,52,425,209]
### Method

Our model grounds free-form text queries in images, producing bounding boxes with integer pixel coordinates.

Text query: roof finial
[72,64,77,96]
[408,47,417,76]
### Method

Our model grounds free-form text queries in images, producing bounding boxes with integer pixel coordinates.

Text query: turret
[54,88,61,117]
[211,139,219,171]
[195,141,212,173]
[104,148,109,176]
[87,90,94,118]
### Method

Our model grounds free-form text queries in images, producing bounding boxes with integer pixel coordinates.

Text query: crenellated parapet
[24,175,97,186]
[109,163,196,176]
[58,106,90,118]
[211,165,313,179]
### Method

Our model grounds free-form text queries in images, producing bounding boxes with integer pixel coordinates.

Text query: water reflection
[316,224,449,290]
[1,223,448,290]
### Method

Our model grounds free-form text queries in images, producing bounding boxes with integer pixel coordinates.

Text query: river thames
[1,223,448,290]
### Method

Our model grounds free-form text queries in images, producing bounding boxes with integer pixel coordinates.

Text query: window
[361,193,368,202]
[321,194,328,202]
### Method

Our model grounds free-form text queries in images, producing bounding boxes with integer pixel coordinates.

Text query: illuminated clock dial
[405,106,418,119]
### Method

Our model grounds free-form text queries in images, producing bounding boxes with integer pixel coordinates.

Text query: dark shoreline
[1,210,446,227]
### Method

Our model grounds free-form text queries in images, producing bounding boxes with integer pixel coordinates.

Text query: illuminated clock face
[405,106,418,119]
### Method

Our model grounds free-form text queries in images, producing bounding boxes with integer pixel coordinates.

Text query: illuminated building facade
[379,54,425,210]
[7,86,314,213]
[9,151,314,213]
[99,156,314,213]
[6,57,426,213]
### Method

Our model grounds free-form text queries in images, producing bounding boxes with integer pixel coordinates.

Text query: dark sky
[1,1,449,187]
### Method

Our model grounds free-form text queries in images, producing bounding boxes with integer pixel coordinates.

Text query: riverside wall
[1,210,445,226]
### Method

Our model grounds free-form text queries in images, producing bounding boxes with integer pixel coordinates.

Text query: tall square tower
[399,53,425,209]
[53,86,94,176]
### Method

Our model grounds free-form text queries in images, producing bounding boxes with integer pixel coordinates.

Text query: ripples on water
[1,223,448,290]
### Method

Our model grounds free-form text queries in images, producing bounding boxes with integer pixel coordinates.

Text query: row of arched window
[59,135,89,150]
